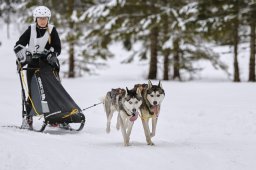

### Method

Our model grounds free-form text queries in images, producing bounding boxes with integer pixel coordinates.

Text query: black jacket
[15,25,61,56]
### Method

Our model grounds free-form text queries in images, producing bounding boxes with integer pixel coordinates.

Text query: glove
[14,45,33,64]
[25,51,32,64]
[14,45,27,63]
[47,52,58,66]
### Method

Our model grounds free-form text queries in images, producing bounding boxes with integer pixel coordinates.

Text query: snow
[1,24,256,170]
[104,17,117,30]
[71,10,79,23]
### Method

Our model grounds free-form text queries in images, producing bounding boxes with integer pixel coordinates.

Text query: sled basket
[18,54,85,132]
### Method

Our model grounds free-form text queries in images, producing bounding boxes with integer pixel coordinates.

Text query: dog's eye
[129,101,132,104]
[135,101,138,104]
[150,95,154,97]
[157,94,160,97]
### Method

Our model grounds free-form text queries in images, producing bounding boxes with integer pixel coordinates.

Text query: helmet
[33,6,51,22]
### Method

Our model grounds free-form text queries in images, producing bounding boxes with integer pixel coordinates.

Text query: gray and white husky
[133,80,165,145]
[103,87,142,146]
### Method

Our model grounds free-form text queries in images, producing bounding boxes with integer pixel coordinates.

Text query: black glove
[14,45,27,63]
[14,45,33,64]
[25,51,32,64]
[47,52,58,66]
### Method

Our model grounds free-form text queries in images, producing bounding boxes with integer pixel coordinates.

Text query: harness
[140,87,160,121]
[119,101,134,117]
[109,88,125,105]
[143,91,155,115]
[134,84,154,115]
[108,88,137,121]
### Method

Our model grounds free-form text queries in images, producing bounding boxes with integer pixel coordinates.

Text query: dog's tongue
[130,112,139,122]
[151,105,160,117]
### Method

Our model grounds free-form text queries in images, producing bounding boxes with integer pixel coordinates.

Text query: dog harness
[119,101,139,122]
[138,89,160,121]
[109,88,125,105]
[143,89,156,115]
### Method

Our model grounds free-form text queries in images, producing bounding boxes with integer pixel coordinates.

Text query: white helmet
[33,6,51,22]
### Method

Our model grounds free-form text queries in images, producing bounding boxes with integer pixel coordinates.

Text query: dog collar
[143,91,155,115]
[120,103,134,117]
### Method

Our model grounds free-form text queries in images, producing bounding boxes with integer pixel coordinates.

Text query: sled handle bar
[31,53,49,59]
[16,52,49,72]
[22,67,40,70]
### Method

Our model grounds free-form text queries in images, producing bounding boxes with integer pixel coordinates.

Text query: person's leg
[25,69,36,127]
[26,69,33,114]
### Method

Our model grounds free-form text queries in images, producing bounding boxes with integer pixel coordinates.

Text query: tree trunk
[68,41,75,78]
[7,14,10,39]
[173,38,181,81]
[163,11,170,80]
[233,20,240,82]
[249,22,256,82]
[7,22,10,39]
[233,2,240,82]
[67,0,75,78]
[163,49,170,80]
[148,26,158,80]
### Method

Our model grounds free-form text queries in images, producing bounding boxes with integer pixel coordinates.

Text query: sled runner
[17,52,85,132]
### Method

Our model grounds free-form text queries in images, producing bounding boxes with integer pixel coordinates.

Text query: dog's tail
[102,93,114,134]
[102,93,111,119]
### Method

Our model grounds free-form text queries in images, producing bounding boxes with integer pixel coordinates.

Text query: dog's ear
[125,87,129,96]
[136,87,142,97]
[148,80,153,89]
[158,80,163,89]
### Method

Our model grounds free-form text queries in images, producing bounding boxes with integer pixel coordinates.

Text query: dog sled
[17,51,85,132]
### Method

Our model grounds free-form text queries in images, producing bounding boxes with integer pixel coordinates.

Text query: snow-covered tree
[85,0,227,81]
[242,1,256,82]
[0,0,26,39]
[197,0,250,82]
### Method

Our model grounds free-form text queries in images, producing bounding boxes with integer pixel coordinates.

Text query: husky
[133,80,165,145]
[103,87,142,146]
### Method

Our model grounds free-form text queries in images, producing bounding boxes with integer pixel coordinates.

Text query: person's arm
[14,26,31,48]
[14,26,31,63]
[50,27,61,56]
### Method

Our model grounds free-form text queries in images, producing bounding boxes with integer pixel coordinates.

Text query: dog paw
[146,139,154,145]
[125,138,130,143]
[147,142,155,146]
[124,143,130,146]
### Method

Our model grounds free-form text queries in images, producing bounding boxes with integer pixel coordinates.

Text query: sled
[17,52,85,132]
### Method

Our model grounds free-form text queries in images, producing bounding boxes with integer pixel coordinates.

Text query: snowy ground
[1,25,256,170]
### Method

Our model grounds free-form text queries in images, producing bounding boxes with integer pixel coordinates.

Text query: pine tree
[244,2,256,82]
[85,0,228,81]
[50,0,95,77]
[0,0,25,39]
[198,0,249,82]
[85,0,162,79]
